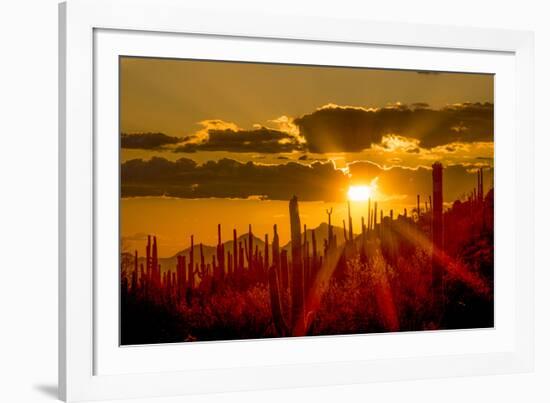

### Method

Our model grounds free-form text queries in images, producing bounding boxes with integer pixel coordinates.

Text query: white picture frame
[59,0,534,401]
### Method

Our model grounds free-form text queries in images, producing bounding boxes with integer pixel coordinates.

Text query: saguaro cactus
[342,220,348,243]
[432,162,444,310]
[176,255,187,303]
[233,229,238,276]
[146,235,151,281]
[367,199,371,231]
[373,201,378,233]
[227,251,232,276]
[347,201,353,245]
[479,167,486,230]
[432,163,443,251]
[139,263,145,291]
[200,243,205,276]
[216,224,225,282]
[248,224,253,271]
[264,233,269,273]
[188,235,195,289]
[303,224,310,293]
[289,196,305,335]
[272,224,280,273]
[326,208,335,249]
[360,216,367,260]
[280,249,289,290]
[311,229,318,277]
[480,167,484,200]
[152,236,159,288]
[477,169,481,201]
[166,270,171,300]
[238,241,244,277]
[268,264,289,337]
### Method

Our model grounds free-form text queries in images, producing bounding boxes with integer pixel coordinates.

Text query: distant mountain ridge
[131,223,355,273]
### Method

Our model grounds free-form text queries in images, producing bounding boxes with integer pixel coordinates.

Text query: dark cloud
[174,127,304,154]
[411,102,430,109]
[121,157,348,201]
[122,156,493,204]
[130,103,492,155]
[121,132,184,149]
[294,107,386,153]
[294,103,493,152]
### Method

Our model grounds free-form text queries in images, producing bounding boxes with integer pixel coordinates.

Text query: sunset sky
[120,57,494,256]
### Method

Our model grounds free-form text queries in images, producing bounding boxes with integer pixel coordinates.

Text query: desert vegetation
[120,165,493,345]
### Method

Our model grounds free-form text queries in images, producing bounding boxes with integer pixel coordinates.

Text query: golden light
[348,185,372,201]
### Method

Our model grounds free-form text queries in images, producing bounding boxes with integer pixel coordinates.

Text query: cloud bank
[121,157,348,201]
[121,157,492,203]
[121,103,493,155]
[120,132,183,149]
[294,103,493,152]
[174,127,304,154]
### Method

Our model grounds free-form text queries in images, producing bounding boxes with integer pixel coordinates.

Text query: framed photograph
[59,0,534,401]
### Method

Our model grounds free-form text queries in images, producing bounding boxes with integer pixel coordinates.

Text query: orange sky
[120,57,494,257]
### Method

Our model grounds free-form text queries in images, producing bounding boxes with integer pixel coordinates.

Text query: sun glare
[348,185,372,201]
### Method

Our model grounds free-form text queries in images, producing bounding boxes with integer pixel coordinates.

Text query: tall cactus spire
[216,224,225,282]
[311,228,317,273]
[233,229,238,276]
[373,201,378,230]
[479,167,484,201]
[134,249,138,277]
[347,200,353,243]
[268,262,288,337]
[146,235,151,281]
[200,243,205,276]
[152,236,159,287]
[361,216,366,245]
[272,224,280,272]
[248,224,253,271]
[188,235,194,289]
[132,250,138,291]
[432,162,444,312]
[342,219,348,243]
[326,208,334,249]
[477,169,481,202]
[432,163,443,250]
[264,233,269,272]
[289,196,305,335]
[367,198,371,231]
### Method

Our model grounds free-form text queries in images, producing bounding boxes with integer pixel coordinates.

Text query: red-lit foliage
[121,167,493,345]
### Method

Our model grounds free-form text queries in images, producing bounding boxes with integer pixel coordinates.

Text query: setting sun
[347,185,372,201]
